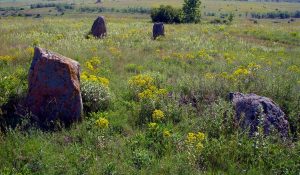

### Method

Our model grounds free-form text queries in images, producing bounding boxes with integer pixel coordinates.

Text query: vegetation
[150,5,183,23]
[0,0,300,174]
[251,10,300,19]
[183,0,201,23]
[151,0,201,23]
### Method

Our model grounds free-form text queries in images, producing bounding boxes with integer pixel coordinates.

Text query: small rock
[27,47,82,127]
[229,92,289,137]
[153,22,164,40]
[91,16,107,38]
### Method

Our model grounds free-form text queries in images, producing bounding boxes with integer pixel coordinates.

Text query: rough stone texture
[153,22,164,39]
[91,16,107,38]
[27,47,82,126]
[229,92,289,137]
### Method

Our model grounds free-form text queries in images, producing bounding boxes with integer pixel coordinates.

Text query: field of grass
[0,0,300,174]
[1,0,300,17]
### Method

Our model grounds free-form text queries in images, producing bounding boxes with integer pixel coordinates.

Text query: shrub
[150,5,183,23]
[81,80,111,113]
[182,0,201,23]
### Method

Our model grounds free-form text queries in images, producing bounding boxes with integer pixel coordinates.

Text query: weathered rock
[27,47,82,127]
[91,16,107,38]
[229,92,289,137]
[153,22,164,39]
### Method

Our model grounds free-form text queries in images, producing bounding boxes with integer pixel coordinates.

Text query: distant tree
[182,0,201,23]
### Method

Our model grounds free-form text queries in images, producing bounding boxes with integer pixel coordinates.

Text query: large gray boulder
[27,47,82,127]
[91,16,107,38]
[229,92,289,137]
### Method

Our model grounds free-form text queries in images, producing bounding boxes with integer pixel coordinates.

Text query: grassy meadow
[0,0,300,174]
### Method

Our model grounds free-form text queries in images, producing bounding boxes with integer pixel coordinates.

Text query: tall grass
[0,14,299,174]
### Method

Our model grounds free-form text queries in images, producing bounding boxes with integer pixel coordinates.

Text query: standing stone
[229,92,289,137]
[91,16,107,38]
[27,47,82,127]
[153,22,164,40]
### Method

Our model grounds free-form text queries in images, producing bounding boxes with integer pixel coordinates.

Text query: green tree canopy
[182,0,201,23]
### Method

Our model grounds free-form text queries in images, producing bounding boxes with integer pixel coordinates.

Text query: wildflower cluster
[0,55,15,64]
[163,130,171,137]
[85,57,101,72]
[148,122,158,130]
[95,117,109,129]
[205,62,262,83]
[81,57,109,87]
[145,121,172,156]
[233,67,250,77]
[288,65,300,73]
[81,57,111,112]
[197,49,210,59]
[128,74,167,100]
[185,132,205,151]
[128,74,154,89]
[81,72,109,87]
[152,109,165,121]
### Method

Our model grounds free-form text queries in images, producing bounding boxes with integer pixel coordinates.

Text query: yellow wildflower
[148,122,158,129]
[95,117,109,128]
[149,85,157,91]
[247,62,261,70]
[163,130,171,137]
[152,109,165,121]
[89,75,98,82]
[219,72,230,79]
[185,53,195,60]
[85,57,101,72]
[205,72,215,79]
[138,89,154,99]
[186,133,197,144]
[128,74,154,88]
[198,49,207,58]
[157,89,168,95]
[196,132,205,141]
[196,142,204,151]
[80,71,89,80]
[172,52,184,59]
[86,61,94,71]
[90,57,101,65]
[98,77,109,87]
[233,68,250,77]
[288,65,300,73]
[0,55,15,63]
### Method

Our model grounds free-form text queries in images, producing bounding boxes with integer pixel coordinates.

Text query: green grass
[1,0,300,16]
[0,1,300,174]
